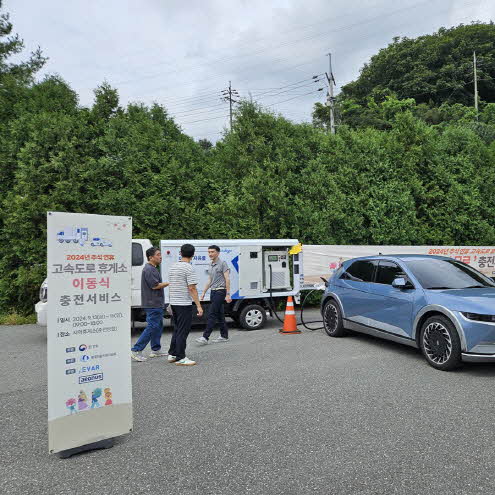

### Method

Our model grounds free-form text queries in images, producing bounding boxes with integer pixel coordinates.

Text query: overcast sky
[7,0,495,141]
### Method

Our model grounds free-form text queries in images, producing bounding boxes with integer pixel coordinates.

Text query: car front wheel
[420,315,462,371]
[323,299,346,337]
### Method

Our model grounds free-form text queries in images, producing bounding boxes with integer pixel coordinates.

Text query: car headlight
[461,312,495,322]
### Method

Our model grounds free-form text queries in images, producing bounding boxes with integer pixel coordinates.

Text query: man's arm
[152,282,169,290]
[224,270,231,303]
[200,276,212,301]
[143,268,168,291]
[188,284,203,316]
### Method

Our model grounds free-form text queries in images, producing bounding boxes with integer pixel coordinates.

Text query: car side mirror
[320,277,329,288]
[392,277,407,289]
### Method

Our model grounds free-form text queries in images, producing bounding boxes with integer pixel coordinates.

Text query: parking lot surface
[1,309,495,495]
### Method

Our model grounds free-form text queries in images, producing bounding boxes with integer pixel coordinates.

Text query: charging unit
[159,239,302,330]
[263,250,291,290]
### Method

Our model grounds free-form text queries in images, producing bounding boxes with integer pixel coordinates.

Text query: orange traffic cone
[279,296,301,334]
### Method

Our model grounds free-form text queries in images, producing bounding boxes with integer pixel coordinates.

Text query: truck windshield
[404,259,495,290]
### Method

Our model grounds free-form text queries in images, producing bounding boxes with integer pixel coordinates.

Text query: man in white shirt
[167,244,203,366]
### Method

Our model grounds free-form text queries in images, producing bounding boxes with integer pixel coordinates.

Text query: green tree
[341,23,495,106]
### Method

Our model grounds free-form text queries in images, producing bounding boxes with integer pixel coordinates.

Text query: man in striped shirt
[167,244,203,366]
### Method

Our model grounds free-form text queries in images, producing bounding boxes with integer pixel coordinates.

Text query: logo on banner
[78,373,104,384]
[66,347,76,353]
[80,355,90,362]
[80,364,101,374]
[65,358,76,364]
[65,369,76,375]
[79,344,87,351]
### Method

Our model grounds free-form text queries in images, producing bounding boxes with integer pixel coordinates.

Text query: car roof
[347,254,451,262]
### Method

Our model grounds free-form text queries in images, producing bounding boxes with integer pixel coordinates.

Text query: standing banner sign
[47,212,133,454]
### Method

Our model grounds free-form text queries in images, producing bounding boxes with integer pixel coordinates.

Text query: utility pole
[473,51,479,121]
[326,53,336,134]
[221,81,239,131]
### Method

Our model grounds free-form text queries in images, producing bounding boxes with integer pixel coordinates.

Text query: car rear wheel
[323,300,346,337]
[420,315,462,371]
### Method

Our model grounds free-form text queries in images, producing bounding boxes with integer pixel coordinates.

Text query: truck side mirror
[320,277,329,288]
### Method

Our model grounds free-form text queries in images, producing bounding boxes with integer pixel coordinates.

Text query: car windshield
[404,258,495,290]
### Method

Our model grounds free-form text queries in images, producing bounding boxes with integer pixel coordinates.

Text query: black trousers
[169,305,193,360]
[203,289,228,340]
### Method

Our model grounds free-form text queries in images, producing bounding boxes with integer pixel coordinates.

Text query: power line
[266,89,325,108]
[179,113,230,125]
[170,102,225,117]
[127,0,480,138]
[253,76,323,101]
[174,76,323,120]
[70,0,481,130]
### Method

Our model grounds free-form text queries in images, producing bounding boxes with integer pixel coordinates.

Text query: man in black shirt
[131,247,169,362]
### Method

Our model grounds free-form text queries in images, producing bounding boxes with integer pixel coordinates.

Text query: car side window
[376,261,403,285]
[132,243,144,266]
[341,260,375,282]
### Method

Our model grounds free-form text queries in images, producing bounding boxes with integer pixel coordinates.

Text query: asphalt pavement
[1,309,495,495]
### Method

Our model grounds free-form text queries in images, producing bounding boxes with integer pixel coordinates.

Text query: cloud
[7,0,494,141]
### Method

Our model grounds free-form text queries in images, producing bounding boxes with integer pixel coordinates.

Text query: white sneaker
[212,336,229,343]
[167,355,177,363]
[195,336,209,345]
[175,357,196,366]
[149,349,168,358]
[131,351,147,362]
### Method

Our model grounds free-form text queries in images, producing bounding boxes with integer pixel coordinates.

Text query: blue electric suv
[321,254,495,370]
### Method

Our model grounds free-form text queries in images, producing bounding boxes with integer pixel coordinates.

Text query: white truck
[36,238,302,330]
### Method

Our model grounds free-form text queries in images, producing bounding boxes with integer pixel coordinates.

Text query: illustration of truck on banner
[56,227,89,246]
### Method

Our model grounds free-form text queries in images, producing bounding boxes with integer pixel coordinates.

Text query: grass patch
[0,312,37,325]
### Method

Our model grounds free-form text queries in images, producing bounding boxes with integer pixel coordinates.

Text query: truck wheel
[58,239,64,243]
[239,304,266,330]
[65,239,70,243]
